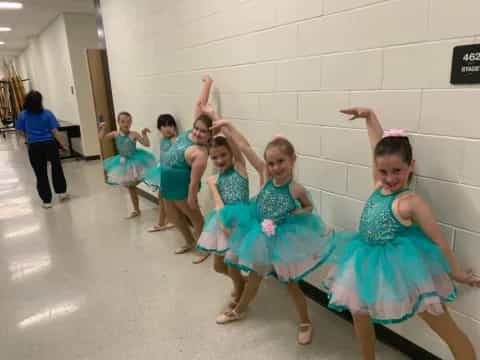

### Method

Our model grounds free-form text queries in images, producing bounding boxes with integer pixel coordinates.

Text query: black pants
[28,141,67,203]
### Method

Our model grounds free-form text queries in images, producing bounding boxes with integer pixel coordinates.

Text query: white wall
[19,15,79,126]
[15,13,100,157]
[100,0,480,357]
[64,13,101,157]
[14,55,31,92]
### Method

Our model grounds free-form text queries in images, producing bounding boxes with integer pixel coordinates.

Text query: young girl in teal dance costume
[327,107,480,360]
[99,111,156,218]
[147,114,178,232]
[211,120,333,345]
[196,105,251,309]
[144,76,214,264]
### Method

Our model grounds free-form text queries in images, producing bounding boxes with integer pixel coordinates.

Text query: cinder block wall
[100,1,480,357]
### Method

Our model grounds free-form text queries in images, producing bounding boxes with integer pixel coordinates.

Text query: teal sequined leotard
[103,132,156,186]
[144,131,202,200]
[224,178,332,282]
[159,137,173,165]
[327,188,456,324]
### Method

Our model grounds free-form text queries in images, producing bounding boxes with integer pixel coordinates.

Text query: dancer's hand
[207,176,217,186]
[340,107,373,120]
[188,193,199,210]
[202,75,212,83]
[141,128,151,136]
[58,141,68,151]
[452,270,480,287]
[201,103,216,117]
[210,119,230,132]
[98,122,105,130]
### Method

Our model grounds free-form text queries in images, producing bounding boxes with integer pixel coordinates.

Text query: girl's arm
[98,122,116,140]
[194,75,213,120]
[188,148,209,209]
[402,194,480,287]
[137,128,151,147]
[222,126,247,177]
[211,119,267,184]
[201,105,248,177]
[208,175,225,210]
[290,183,313,214]
[340,107,383,185]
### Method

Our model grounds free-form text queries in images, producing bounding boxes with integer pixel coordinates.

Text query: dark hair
[194,114,213,130]
[157,113,177,131]
[117,111,132,121]
[264,137,296,159]
[211,135,232,152]
[375,136,414,183]
[374,136,413,164]
[24,90,43,113]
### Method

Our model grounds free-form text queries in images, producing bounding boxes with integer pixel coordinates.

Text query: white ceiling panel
[0,0,95,55]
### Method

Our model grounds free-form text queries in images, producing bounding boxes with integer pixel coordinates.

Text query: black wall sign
[451,44,480,84]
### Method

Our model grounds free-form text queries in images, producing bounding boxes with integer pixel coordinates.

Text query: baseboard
[83,155,101,161]
[298,281,441,360]
[137,187,158,203]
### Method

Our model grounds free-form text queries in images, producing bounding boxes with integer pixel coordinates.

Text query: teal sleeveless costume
[103,132,156,186]
[159,137,173,165]
[327,188,456,324]
[224,178,333,283]
[196,167,249,254]
[144,131,201,200]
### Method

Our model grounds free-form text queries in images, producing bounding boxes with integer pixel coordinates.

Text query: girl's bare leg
[352,313,376,360]
[419,306,476,360]
[174,200,209,263]
[287,283,313,345]
[165,200,195,252]
[126,185,140,218]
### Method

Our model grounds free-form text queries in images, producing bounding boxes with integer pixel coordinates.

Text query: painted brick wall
[100,1,480,357]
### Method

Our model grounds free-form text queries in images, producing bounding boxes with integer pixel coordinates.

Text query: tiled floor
[0,134,407,359]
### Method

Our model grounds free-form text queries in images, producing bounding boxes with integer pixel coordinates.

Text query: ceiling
[0,0,95,56]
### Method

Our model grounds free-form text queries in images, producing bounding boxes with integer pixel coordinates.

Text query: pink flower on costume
[272,134,288,141]
[262,219,276,237]
[120,156,126,164]
[383,129,407,138]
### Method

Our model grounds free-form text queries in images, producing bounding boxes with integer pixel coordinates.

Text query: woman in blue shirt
[16,91,68,208]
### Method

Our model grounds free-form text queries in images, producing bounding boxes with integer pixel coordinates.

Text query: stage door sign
[451,44,480,84]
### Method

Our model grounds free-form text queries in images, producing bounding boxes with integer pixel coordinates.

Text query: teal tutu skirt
[196,210,228,254]
[103,149,156,186]
[143,165,193,200]
[223,203,334,283]
[326,226,456,324]
[196,202,251,255]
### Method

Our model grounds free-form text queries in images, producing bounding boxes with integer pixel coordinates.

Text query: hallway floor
[0,135,407,360]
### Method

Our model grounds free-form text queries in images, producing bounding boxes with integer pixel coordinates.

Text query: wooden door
[86,49,116,159]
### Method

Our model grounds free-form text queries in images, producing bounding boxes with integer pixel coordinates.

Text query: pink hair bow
[272,134,288,141]
[383,128,407,138]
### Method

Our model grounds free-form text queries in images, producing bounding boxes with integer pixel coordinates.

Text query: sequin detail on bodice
[256,178,297,223]
[162,131,193,169]
[159,137,173,165]
[217,168,249,205]
[358,189,409,245]
[115,133,136,157]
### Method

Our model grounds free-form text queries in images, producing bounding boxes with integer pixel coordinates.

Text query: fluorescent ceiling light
[0,27,11,31]
[0,42,5,45]
[0,2,23,10]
